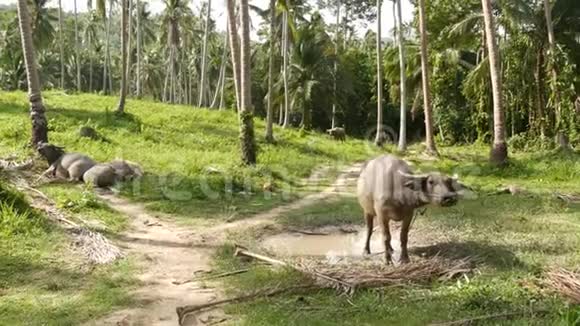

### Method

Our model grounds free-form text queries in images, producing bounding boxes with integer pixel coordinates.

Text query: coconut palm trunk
[226,0,242,112]
[58,0,65,89]
[198,0,212,107]
[418,0,437,154]
[282,11,290,128]
[126,0,133,95]
[136,0,141,97]
[117,0,128,113]
[331,0,340,129]
[543,0,563,142]
[374,0,384,146]
[74,0,81,91]
[481,0,508,164]
[235,0,257,165]
[16,0,49,144]
[396,0,407,151]
[265,0,276,142]
[103,0,113,94]
[211,28,229,109]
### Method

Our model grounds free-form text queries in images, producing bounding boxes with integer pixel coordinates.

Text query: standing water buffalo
[326,127,346,141]
[357,155,464,264]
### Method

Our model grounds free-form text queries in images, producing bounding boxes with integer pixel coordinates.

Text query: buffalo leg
[363,213,374,255]
[400,215,412,264]
[377,210,393,264]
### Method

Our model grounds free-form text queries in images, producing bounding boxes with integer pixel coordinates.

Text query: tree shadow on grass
[0,253,85,291]
[410,241,526,270]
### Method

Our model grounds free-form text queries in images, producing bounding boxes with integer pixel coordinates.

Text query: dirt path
[89,163,363,326]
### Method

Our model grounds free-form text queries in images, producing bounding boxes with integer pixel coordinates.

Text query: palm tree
[136,0,142,96]
[211,26,229,109]
[374,0,384,146]
[481,0,508,164]
[198,0,212,107]
[84,11,101,93]
[160,0,192,104]
[16,0,48,144]
[396,0,407,151]
[58,0,64,89]
[234,0,257,164]
[226,0,241,111]
[117,0,128,113]
[265,0,276,142]
[74,0,81,91]
[99,0,114,94]
[282,10,290,128]
[331,0,340,129]
[417,0,437,154]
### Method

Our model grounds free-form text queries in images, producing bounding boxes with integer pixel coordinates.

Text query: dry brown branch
[176,285,318,326]
[429,310,549,326]
[173,269,250,285]
[546,268,580,304]
[234,245,355,291]
[288,229,329,236]
[554,193,580,204]
[0,158,33,171]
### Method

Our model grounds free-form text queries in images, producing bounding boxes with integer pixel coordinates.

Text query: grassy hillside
[0,91,377,223]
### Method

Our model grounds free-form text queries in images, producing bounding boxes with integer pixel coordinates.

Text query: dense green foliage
[1,0,578,145]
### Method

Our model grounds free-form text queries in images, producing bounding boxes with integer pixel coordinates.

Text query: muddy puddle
[262,227,404,262]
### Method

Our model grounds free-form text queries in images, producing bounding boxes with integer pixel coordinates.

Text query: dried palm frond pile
[546,268,580,304]
[295,256,472,293]
[234,246,472,294]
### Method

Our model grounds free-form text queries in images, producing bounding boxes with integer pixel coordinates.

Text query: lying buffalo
[36,142,96,181]
[36,142,142,188]
[357,155,466,264]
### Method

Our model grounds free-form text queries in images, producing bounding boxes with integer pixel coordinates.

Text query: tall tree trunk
[535,47,546,137]
[212,29,229,109]
[74,0,81,91]
[218,68,226,109]
[282,11,290,128]
[396,0,407,151]
[117,0,128,113]
[126,0,133,96]
[331,0,340,129]
[279,105,284,125]
[265,0,276,142]
[16,0,48,144]
[418,0,437,154]
[103,0,113,94]
[58,0,65,89]
[343,5,348,49]
[481,0,508,164]
[198,0,212,107]
[543,0,562,136]
[107,0,114,93]
[374,0,384,146]
[226,0,242,112]
[136,0,141,97]
[89,53,93,92]
[236,0,257,165]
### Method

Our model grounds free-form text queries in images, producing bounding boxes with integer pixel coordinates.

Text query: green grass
[0,182,137,326]
[0,91,376,223]
[212,145,580,325]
